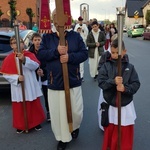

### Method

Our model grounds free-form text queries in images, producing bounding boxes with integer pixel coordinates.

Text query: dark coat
[37,30,88,90]
[97,51,129,71]
[28,44,47,82]
[86,30,106,58]
[97,51,111,71]
[98,55,140,107]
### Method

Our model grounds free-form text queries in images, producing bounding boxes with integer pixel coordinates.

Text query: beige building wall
[143,3,150,26]
[125,10,144,28]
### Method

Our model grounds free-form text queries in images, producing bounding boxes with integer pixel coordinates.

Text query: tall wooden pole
[14,21,28,133]
[55,0,73,132]
[116,7,125,150]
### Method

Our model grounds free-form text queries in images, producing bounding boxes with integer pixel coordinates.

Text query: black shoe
[47,112,51,122]
[81,78,84,82]
[35,125,42,131]
[71,128,79,139]
[93,75,98,81]
[16,129,24,134]
[57,141,67,150]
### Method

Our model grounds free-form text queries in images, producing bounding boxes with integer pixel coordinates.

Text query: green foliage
[0,9,4,17]
[0,9,4,27]
[8,0,17,27]
[8,0,16,7]
[103,19,111,25]
[26,8,35,18]
[8,0,17,19]
[26,8,35,29]
[145,10,150,25]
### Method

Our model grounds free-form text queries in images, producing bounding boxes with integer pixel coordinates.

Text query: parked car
[143,31,150,40]
[0,27,35,89]
[146,25,150,30]
[127,24,145,37]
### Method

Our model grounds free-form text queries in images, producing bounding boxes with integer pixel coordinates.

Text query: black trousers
[42,85,49,112]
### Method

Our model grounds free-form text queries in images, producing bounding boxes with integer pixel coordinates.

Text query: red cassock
[102,124,134,150]
[1,50,46,130]
[12,99,45,130]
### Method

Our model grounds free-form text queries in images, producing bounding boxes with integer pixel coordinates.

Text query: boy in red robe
[0,36,45,134]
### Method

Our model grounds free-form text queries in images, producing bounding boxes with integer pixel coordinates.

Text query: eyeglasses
[11,41,24,44]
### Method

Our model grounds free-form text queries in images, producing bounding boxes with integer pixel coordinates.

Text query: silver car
[0,27,35,89]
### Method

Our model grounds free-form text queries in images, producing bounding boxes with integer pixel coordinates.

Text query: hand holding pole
[55,0,73,132]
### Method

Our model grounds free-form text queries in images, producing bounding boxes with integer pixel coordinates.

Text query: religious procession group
[0,1,140,150]
[69,15,140,150]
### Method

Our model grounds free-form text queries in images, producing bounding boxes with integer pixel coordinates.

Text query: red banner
[39,0,51,33]
[63,0,72,28]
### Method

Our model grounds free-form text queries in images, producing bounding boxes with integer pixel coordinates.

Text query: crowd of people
[0,14,140,150]
[18,22,39,32]
[72,16,118,82]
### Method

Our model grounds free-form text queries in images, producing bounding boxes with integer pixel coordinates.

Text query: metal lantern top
[116,7,125,15]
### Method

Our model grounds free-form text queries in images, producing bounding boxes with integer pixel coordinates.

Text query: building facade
[142,0,150,26]
[125,0,150,27]
[0,0,40,27]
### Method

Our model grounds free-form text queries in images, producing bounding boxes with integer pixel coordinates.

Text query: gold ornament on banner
[41,16,50,28]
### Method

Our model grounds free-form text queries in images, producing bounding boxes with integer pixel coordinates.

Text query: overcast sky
[50,0,126,21]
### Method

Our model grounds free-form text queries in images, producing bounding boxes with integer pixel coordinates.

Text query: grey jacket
[86,31,106,58]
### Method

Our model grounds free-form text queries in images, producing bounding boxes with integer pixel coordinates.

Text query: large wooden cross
[14,20,28,133]
[55,0,73,133]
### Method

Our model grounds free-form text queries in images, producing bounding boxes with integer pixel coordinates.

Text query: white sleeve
[3,74,19,86]
[83,24,89,38]
[74,24,79,32]
[24,57,39,71]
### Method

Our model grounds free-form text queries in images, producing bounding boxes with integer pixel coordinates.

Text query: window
[0,37,11,53]
[134,25,144,29]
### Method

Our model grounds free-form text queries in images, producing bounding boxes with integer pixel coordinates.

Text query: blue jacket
[37,30,88,90]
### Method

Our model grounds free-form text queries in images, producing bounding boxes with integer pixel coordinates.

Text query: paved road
[0,34,150,150]
[123,34,150,150]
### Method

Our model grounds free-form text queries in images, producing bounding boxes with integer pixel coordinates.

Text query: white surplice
[98,89,137,127]
[3,57,42,102]
[89,29,101,78]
